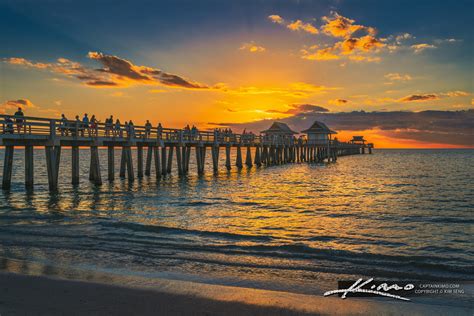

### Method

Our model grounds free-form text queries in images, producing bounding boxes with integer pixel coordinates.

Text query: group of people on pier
[2,109,310,146]
[2,107,25,134]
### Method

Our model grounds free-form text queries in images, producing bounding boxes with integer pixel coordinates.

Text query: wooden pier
[0,115,372,191]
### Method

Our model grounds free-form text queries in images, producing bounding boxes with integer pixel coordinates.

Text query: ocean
[0,149,472,307]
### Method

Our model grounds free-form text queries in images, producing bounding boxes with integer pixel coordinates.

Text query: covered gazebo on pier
[300,120,337,145]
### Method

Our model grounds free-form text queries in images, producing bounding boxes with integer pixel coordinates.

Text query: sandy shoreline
[0,271,470,315]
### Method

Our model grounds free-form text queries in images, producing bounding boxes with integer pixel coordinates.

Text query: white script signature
[324,278,414,301]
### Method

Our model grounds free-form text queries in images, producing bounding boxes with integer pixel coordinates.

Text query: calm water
[0,149,473,298]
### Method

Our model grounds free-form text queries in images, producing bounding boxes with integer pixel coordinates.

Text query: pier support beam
[2,146,14,190]
[153,146,161,179]
[107,146,114,182]
[236,145,243,169]
[176,145,183,175]
[167,146,174,174]
[185,146,191,173]
[72,146,80,184]
[254,146,261,167]
[124,147,134,181]
[25,145,34,189]
[145,146,152,176]
[120,147,126,178]
[45,146,60,191]
[161,147,167,176]
[245,146,253,167]
[211,146,219,173]
[201,146,207,174]
[225,145,231,170]
[90,146,102,185]
[137,145,144,178]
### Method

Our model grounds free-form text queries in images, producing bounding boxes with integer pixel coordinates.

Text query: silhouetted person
[14,107,24,133]
[3,116,14,134]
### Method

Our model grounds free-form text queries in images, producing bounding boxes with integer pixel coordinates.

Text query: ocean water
[0,149,473,303]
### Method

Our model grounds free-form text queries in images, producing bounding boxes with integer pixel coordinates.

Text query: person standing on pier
[157,123,163,139]
[129,120,135,138]
[114,119,121,137]
[14,107,24,134]
[82,113,89,137]
[74,115,81,136]
[105,115,113,137]
[145,120,152,138]
[60,114,69,136]
[90,115,98,136]
[3,116,14,134]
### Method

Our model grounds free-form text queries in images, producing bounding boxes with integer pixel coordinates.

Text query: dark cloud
[209,110,474,147]
[6,53,210,89]
[267,104,329,115]
[400,94,439,102]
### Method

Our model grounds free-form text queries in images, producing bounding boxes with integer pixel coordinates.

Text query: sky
[0,0,473,148]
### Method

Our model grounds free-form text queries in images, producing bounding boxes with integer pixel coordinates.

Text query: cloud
[297,13,385,62]
[328,98,349,105]
[209,110,474,147]
[268,15,284,24]
[221,82,338,98]
[321,12,376,39]
[395,33,413,44]
[411,43,436,53]
[1,98,37,114]
[441,91,469,97]
[287,20,319,34]
[384,73,412,82]
[239,42,266,53]
[301,47,340,60]
[266,104,329,115]
[434,38,462,44]
[268,14,318,35]
[347,55,381,62]
[2,99,37,109]
[5,52,210,89]
[399,94,439,102]
[337,35,385,55]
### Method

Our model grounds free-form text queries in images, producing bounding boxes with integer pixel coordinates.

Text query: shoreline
[0,271,471,315]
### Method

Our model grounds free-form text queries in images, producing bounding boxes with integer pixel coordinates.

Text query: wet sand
[0,272,470,315]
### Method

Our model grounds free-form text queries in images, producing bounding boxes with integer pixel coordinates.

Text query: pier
[0,115,373,191]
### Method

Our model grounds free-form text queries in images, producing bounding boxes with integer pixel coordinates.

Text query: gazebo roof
[261,122,298,134]
[351,136,365,141]
[301,121,337,134]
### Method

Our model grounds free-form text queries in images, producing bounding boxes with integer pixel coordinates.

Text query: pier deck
[0,115,373,190]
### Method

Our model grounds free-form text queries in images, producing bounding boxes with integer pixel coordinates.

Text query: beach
[1,271,472,315]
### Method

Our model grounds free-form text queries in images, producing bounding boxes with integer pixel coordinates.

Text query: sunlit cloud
[1,98,37,114]
[239,41,266,53]
[268,14,284,25]
[411,43,437,53]
[220,82,338,98]
[301,47,340,60]
[441,91,469,97]
[385,73,413,81]
[287,20,319,34]
[321,12,376,38]
[268,14,318,35]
